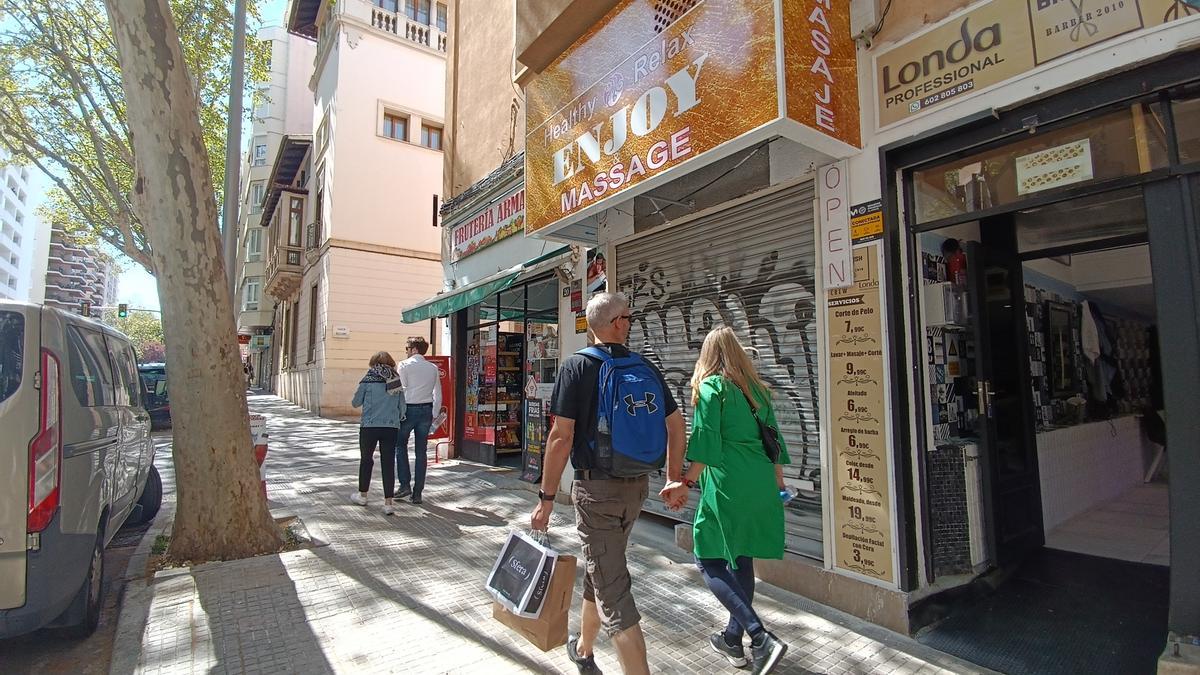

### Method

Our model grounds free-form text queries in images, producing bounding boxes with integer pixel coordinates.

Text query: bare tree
[102,0,281,559]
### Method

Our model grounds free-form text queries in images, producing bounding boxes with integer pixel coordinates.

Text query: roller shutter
[614,180,823,559]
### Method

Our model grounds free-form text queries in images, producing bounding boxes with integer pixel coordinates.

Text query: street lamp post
[222,0,248,305]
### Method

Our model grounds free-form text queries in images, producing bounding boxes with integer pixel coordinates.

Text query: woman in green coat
[667,327,790,674]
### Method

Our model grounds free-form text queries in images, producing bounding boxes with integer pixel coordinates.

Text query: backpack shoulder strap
[578,346,612,362]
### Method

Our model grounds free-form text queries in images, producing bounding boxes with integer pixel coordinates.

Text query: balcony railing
[367,5,447,52]
[264,244,303,300]
[305,220,321,250]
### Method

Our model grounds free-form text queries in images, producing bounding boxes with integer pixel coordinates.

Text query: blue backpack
[579,347,668,477]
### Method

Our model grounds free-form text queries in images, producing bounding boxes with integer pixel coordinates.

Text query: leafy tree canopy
[104,309,165,361]
[0,0,269,272]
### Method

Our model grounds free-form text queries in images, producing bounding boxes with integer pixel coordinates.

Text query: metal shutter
[614,180,823,559]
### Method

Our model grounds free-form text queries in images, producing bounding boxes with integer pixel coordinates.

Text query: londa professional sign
[525,0,860,237]
[875,0,1198,128]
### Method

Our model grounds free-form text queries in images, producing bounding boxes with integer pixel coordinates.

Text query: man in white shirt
[397,336,442,504]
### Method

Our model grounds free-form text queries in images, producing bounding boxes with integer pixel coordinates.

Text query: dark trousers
[358,427,397,498]
[397,403,432,497]
[697,556,763,640]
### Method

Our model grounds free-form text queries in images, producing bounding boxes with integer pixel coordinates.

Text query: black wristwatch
[538,490,556,502]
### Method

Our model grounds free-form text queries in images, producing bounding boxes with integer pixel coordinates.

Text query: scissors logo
[1069,0,1100,42]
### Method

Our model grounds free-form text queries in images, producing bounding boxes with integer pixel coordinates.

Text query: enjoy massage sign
[525,0,861,238]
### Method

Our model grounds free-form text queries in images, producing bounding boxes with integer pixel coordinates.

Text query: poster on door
[825,242,896,585]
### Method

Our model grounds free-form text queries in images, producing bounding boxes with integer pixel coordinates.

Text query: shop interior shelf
[496,447,522,453]
[498,351,519,355]
[498,367,521,371]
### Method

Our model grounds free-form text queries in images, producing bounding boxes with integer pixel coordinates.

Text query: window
[250,181,265,214]
[421,124,442,150]
[0,311,22,404]
[244,277,262,311]
[436,3,446,31]
[254,86,270,120]
[383,112,408,141]
[307,283,319,363]
[105,335,140,406]
[288,196,304,247]
[376,0,398,11]
[67,326,115,407]
[253,135,268,166]
[406,0,431,23]
[289,300,299,366]
[11,232,19,246]
[247,227,263,261]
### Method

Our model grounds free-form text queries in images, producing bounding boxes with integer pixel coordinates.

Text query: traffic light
[80,301,91,316]
[118,303,129,318]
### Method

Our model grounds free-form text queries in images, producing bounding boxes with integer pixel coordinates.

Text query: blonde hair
[690,327,770,407]
[369,351,396,368]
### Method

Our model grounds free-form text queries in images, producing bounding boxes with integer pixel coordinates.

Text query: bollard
[249,414,268,499]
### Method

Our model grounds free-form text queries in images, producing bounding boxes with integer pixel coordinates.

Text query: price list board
[825,242,895,585]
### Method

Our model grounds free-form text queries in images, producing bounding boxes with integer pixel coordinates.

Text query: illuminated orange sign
[525,0,861,238]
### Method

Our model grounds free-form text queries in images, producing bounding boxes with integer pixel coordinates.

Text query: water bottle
[779,487,798,505]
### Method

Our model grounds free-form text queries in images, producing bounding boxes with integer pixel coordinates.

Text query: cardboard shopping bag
[492,554,576,651]
[486,530,558,618]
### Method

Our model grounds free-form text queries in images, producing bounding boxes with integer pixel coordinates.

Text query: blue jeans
[696,556,763,640]
[397,403,432,497]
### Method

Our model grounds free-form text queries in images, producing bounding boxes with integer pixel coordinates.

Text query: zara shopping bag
[486,530,558,618]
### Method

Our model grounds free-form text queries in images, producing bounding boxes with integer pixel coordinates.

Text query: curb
[109,498,176,675]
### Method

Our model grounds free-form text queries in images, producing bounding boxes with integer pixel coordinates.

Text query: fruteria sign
[874,0,1197,128]
[450,187,526,262]
[525,0,860,238]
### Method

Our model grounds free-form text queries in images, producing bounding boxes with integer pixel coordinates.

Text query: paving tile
[123,394,992,675]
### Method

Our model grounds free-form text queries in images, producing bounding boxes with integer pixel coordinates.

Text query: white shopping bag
[485,530,558,619]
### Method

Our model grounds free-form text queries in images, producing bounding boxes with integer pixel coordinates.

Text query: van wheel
[64,532,104,638]
[129,465,162,526]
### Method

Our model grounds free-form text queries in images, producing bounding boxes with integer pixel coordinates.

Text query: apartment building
[235,22,316,390]
[261,0,446,416]
[42,224,117,316]
[0,149,47,302]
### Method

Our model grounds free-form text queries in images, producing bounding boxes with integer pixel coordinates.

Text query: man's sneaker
[410,494,423,505]
[566,634,602,674]
[750,632,787,674]
[349,492,368,506]
[382,503,395,516]
[395,487,412,499]
[709,632,748,668]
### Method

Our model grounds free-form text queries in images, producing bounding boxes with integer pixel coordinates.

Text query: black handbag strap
[735,386,780,462]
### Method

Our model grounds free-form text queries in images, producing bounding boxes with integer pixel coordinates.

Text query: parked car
[0,300,162,639]
[137,362,170,429]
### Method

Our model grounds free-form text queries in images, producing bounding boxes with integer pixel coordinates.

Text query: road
[0,432,171,675]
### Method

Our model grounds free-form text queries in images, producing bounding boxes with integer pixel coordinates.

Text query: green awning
[401,271,519,324]
[401,245,571,324]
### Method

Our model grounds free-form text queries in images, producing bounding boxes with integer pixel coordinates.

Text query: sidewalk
[111,394,991,675]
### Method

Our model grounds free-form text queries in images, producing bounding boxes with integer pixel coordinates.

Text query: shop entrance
[460,276,560,469]
[890,74,1200,668]
[912,185,1173,674]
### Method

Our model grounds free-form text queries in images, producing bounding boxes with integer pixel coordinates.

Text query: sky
[117,0,291,311]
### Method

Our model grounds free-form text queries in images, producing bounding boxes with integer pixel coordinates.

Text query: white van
[0,301,161,638]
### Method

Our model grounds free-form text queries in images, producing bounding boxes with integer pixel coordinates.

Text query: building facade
[424,0,1200,670]
[42,225,117,316]
[262,0,447,417]
[0,149,47,302]
[235,22,317,390]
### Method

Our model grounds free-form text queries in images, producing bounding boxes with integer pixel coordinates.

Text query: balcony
[299,0,447,54]
[264,245,303,300]
[365,5,447,52]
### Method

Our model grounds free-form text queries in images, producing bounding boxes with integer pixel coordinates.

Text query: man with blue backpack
[531,292,686,675]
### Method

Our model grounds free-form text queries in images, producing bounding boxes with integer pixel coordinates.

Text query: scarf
[361,364,403,396]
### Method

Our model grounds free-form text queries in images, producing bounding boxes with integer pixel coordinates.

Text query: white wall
[322,246,442,416]
[322,27,445,254]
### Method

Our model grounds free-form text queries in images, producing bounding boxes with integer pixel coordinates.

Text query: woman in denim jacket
[350,351,406,514]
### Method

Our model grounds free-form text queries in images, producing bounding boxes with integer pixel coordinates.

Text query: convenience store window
[462,276,560,466]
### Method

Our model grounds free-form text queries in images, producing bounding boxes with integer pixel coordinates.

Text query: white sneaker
[349,492,368,506]
[383,503,395,516]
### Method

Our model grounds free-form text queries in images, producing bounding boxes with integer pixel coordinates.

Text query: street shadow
[188,554,336,675]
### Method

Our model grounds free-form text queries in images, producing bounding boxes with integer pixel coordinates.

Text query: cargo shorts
[572,475,650,637]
